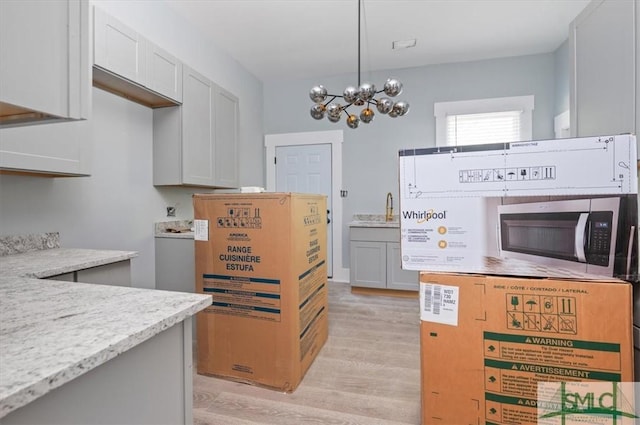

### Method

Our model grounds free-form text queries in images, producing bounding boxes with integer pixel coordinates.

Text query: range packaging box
[419,272,635,425]
[193,193,328,392]
[399,135,638,282]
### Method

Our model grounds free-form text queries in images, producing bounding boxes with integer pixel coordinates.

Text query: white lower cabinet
[349,227,418,291]
[1,319,193,425]
[46,260,131,286]
[76,261,132,286]
[155,237,194,293]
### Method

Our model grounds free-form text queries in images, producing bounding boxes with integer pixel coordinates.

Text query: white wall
[263,52,557,269]
[0,1,264,288]
[554,40,571,116]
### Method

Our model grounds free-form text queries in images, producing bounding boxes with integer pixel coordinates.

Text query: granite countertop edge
[154,220,194,239]
[0,278,211,418]
[349,221,400,228]
[154,232,194,239]
[0,248,139,279]
[348,213,400,228]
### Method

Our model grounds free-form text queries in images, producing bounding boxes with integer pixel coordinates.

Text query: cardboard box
[419,272,635,425]
[399,135,638,281]
[193,193,328,392]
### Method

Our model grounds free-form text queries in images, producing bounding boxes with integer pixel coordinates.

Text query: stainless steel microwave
[497,196,636,278]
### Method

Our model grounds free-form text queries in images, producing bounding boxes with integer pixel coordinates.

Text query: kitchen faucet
[385,192,393,222]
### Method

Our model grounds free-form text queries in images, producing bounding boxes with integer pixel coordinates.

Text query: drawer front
[350,227,399,242]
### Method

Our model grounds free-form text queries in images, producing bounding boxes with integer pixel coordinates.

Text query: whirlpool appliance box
[419,272,635,425]
[398,134,638,281]
[193,193,328,392]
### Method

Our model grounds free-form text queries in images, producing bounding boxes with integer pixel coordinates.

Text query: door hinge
[274,157,277,164]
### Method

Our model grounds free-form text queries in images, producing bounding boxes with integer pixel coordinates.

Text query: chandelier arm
[323,95,340,106]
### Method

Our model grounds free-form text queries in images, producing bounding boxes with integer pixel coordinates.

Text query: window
[434,95,534,146]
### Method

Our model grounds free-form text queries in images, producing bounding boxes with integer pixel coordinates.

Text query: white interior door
[275,144,333,276]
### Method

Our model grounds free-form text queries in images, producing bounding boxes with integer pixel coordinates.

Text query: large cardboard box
[399,135,638,282]
[419,272,635,425]
[193,193,328,392]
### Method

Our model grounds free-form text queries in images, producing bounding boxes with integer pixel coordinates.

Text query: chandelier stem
[357,0,361,87]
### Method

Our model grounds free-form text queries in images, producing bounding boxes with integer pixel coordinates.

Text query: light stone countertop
[0,276,211,418]
[0,234,211,418]
[0,248,138,279]
[349,214,400,228]
[155,220,194,239]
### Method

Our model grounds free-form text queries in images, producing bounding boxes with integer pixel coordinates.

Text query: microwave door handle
[575,213,589,263]
[626,225,635,277]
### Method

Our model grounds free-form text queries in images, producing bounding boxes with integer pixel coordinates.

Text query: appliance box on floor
[399,134,638,282]
[419,272,635,425]
[193,193,328,392]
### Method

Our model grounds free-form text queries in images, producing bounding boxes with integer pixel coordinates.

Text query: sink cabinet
[349,227,418,291]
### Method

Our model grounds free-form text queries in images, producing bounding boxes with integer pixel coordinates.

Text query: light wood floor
[193,281,422,425]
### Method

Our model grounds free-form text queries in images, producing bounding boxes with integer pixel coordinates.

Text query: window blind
[446,110,522,146]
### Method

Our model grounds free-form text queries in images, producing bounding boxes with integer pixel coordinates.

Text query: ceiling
[165,0,591,82]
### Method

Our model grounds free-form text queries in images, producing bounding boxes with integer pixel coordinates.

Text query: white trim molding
[264,130,348,283]
[434,95,535,146]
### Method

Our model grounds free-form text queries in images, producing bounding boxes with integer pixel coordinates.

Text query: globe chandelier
[309,0,410,129]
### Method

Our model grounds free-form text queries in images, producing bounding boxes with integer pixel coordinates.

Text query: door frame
[264,130,348,282]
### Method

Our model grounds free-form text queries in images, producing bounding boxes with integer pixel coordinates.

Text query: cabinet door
[94,6,146,87]
[386,242,419,291]
[0,116,91,176]
[570,0,636,137]
[155,238,195,293]
[350,241,386,288]
[213,85,239,188]
[0,0,89,124]
[147,44,183,103]
[182,67,215,186]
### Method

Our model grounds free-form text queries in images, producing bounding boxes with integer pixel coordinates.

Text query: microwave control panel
[586,211,613,266]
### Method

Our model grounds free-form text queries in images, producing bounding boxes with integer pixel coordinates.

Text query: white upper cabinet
[93,7,147,87]
[146,44,183,103]
[153,66,239,188]
[181,68,216,186]
[92,6,182,107]
[570,0,636,138]
[213,85,239,188]
[0,117,91,176]
[0,0,90,127]
[0,0,91,175]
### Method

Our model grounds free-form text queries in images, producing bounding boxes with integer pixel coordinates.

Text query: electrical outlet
[166,206,176,217]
